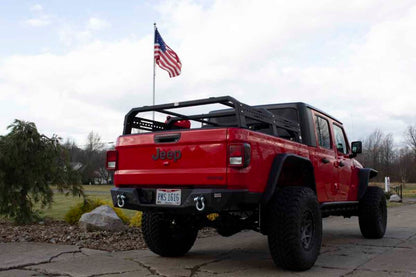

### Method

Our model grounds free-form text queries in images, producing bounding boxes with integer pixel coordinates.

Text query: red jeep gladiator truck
[107,96,386,271]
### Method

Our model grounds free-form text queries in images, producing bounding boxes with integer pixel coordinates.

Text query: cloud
[0,38,153,144]
[2,0,416,146]
[87,17,111,31]
[25,4,51,27]
[58,17,111,46]
[24,16,51,27]
[30,4,43,12]
[156,0,416,142]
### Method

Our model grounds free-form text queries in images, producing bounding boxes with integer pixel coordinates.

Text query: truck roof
[254,102,343,125]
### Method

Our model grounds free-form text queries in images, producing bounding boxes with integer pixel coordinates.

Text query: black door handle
[321,158,330,164]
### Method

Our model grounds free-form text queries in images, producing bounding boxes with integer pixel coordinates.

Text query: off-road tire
[267,186,322,271]
[142,212,198,257]
[358,186,387,239]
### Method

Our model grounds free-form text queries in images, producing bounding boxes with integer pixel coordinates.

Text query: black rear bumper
[110,187,261,214]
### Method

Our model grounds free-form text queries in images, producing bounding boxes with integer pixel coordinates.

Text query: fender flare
[261,153,316,205]
[358,168,378,200]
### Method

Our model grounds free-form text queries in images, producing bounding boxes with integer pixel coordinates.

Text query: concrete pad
[316,245,388,269]
[0,269,40,277]
[126,253,225,277]
[352,237,403,248]
[0,242,79,270]
[28,254,149,277]
[360,248,416,273]
[81,247,110,256]
[49,251,85,262]
[100,271,160,277]
[347,269,410,277]
[116,231,270,277]
[397,235,416,249]
[2,204,416,276]
[384,227,416,240]
[194,266,351,277]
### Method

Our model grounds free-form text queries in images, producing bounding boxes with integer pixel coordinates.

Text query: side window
[333,124,348,154]
[314,115,331,149]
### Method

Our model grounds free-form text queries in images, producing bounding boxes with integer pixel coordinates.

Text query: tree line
[63,131,111,185]
[356,125,416,183]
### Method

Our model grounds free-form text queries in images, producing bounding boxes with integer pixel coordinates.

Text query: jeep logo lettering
[152,149,182,162]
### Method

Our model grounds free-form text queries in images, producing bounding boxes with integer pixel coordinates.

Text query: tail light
[228,143,251,168]
[106,150,117,170]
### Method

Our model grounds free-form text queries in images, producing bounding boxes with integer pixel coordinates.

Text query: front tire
[267,186,322,271]
[142,212,198,257]
[358,186,387,239]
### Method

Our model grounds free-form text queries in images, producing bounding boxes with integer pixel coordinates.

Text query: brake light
[229,143,251,168]
[106,150,117,170]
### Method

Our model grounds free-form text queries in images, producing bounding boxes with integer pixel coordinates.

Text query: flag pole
[152,22,156,121]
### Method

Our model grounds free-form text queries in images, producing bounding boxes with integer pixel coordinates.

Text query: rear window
[269,108,299,123]
[209,107,299,141]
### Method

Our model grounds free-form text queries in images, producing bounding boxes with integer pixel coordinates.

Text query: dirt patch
[0,219,217,251]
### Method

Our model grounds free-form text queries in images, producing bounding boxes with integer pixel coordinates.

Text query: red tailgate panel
[114,129,228,187]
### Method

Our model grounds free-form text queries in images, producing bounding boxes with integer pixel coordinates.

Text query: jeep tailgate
[114,129,228,187]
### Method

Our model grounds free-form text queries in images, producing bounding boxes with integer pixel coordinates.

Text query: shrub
[0,120,83,224]
[64,198,129,225]
[129,211,143,227]
[111,205,130,224]
[64,199,101,224]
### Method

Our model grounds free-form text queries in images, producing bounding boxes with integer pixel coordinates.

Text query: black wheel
[142,212,198,257]
[358,186,387,239]
[267,186,322,271]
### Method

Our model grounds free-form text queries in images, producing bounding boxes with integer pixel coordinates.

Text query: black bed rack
[123,96,301,141]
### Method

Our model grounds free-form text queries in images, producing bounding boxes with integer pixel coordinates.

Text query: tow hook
[117,194,126,208]
[193,196,205,212]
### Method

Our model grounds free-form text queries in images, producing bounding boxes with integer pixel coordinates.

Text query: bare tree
[406,125,416,157]
[380,133,394,177]
[359,129,395,182]
[396,147,413,185]
[361,129,384,170]
[86,131,105,153]
[82,131,106,184]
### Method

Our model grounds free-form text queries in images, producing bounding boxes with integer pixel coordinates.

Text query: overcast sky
[0,0,415,148]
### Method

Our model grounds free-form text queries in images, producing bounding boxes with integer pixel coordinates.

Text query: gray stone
[79,205,126,232]
[389,194,401,202]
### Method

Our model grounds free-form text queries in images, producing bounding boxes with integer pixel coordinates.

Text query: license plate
[156,189,181,206]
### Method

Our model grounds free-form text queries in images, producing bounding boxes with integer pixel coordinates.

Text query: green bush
[64,198,130,225]
[107,203,130,224]
[0,120,83,224]
[129,211,142,227]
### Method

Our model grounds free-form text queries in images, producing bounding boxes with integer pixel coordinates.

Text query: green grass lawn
[402,183,416,198]
[40,185,136,220]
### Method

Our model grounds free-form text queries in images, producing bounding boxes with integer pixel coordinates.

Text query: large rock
[79,205,126,232]
[389,194,401,202]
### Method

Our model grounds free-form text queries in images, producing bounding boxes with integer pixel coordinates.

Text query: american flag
[154,29,182,78]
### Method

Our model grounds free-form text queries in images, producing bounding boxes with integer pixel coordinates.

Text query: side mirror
[350,141,362,157]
